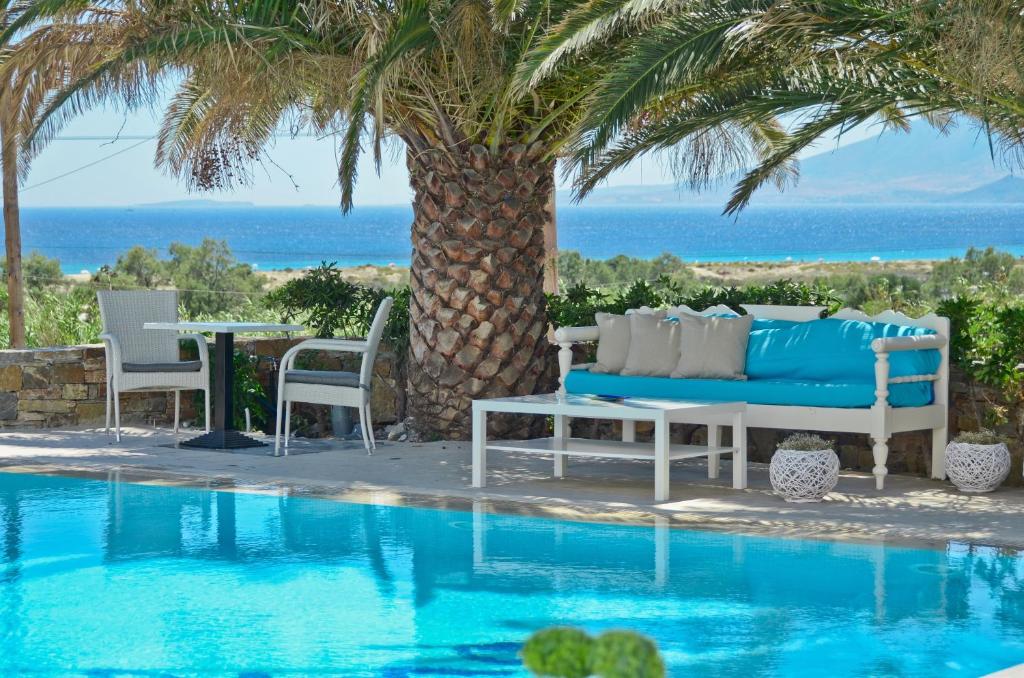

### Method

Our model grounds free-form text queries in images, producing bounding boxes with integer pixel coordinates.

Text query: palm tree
[13,0,776,438]
[522,0,1024,214]
[0,0,134,347]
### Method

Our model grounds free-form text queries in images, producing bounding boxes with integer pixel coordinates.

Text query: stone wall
[0,338,400,433]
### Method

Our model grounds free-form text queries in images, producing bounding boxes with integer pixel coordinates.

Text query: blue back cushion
[745,318,940,382]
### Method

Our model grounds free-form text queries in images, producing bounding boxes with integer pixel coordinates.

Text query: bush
[91,239,266,317]
[521,627,664,678]
[521,627,594,678]
[589,631,665,678]
[937,294,1024,429]
[546,278,839,328]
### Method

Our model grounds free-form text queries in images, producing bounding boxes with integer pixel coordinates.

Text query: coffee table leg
[732,411,748,489]
[654,415,669,501]
[472,404,487,488]
[707,424,721,479]
[622,419,636,443]
[553,414,568,478]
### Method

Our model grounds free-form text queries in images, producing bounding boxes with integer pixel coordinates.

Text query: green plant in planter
[521,627,664,678]
[778,433,834,452]
[953,429,1006,445]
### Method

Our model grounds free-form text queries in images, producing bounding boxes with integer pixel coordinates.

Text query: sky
[19,103,885,208]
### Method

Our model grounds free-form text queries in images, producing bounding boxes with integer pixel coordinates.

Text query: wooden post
[1,121,26,349]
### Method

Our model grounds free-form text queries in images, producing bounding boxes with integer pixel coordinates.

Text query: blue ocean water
[0,471,1022,676]
[14,203,1024,273]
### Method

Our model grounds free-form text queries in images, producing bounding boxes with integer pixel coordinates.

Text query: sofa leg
[871,436,889,490]
[931,427,948,480]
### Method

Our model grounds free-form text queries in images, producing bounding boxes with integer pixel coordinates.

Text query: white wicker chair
[275,297,394,456]
[97,290,210,441]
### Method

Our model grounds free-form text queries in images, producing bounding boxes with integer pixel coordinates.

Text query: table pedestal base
[179,430,267,450]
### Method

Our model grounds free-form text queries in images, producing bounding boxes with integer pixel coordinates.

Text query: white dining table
[144,321,304,450]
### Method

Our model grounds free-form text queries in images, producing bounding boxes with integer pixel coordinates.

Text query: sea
[13,203,1024,273]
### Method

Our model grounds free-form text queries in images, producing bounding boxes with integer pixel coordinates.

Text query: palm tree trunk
[406,142,554,440]
[1,122,26,349]
[543,190,558,295]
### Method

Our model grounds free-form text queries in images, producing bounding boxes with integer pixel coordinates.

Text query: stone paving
[1,425,1023,550]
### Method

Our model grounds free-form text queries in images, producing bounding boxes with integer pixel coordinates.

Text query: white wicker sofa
[553,305,949,490]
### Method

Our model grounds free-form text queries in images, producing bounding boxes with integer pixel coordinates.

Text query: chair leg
[283,401,292,455]
[364,403,377,451]
[274,384,286,456]
[358,404,372,455]
[105,376,112,435]
[113,385,122,443]
[204,388,211,433]
[174,391,181,433]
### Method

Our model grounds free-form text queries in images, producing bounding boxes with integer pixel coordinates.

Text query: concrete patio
[1,425,1022,550]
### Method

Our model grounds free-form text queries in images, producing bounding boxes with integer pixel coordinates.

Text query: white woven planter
[769,448,840,503]
[945,442,1011,493]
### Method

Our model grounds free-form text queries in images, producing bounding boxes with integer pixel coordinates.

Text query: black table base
[179,429,267,450]
[177,331,268,451]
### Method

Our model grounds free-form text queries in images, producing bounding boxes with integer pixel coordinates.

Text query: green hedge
[545,278,840,329]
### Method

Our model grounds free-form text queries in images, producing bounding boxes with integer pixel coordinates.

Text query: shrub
[589,630,665,678]
[545,278,840,328]
[521,627,593,678]
[937,294,1024,429]
[521,627,664,678]
[778,433,833,451]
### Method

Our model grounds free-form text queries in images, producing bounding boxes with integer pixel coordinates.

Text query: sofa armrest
[553,326,599,344]
[553,326,599,393]
[870,334,948,407]
[871,334,947,353]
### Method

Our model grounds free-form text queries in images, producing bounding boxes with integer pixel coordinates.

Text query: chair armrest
[871,334,947,353]
[179,333,210,368]
[98,333,122,377]
[553,326,599,344]
[281,338,369,370]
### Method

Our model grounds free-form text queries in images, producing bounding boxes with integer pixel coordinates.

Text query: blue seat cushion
[745,318,940,382]
[564,370,933,408]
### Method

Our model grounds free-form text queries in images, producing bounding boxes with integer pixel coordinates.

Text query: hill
[565,120,1017,206]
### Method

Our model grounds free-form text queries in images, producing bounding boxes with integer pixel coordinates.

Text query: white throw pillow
[591,313,631,374]
[671,314,754,380]
[620,313,680,377]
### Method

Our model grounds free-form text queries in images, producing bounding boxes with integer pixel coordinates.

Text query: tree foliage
[526,0,1024,214]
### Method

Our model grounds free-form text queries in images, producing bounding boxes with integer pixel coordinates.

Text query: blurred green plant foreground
[521,627,665,678]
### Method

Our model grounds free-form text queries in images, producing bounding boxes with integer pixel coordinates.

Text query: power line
[21,137,155,192]
[50,132,323,141]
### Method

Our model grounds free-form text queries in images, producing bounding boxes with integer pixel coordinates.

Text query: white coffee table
[471,394,746,501]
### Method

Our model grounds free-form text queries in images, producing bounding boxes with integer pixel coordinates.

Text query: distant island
[135,199,256,209]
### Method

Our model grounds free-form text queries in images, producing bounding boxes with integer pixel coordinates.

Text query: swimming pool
[0,471,1021,676]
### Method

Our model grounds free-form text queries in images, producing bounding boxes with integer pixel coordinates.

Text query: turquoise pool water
[0,471,1022,676]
